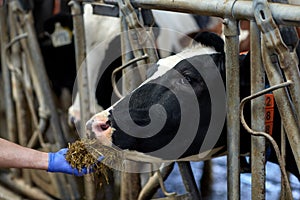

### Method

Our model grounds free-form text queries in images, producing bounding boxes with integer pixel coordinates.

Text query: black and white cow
[85,32,299,179]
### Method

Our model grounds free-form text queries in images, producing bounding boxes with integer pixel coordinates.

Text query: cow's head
[86,32,227,161]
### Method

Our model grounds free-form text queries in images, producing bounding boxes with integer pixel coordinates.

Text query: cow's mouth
[86,111,114,146]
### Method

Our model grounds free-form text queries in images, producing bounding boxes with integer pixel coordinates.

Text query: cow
[85,31,300,180]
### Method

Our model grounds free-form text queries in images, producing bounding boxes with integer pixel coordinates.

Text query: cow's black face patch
[110,83,181,153]
[109,53,226,160]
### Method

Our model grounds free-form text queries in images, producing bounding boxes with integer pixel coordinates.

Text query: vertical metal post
[69,1,90,137]
[250,20,266,200]
[280,124,287,199]
[8,1,31,184]
[224,18,240,200]
[23,12,65,146]
[119,11,142,200]
[0,3,17,143]
[69,2,95,200]
[120,11,138,94]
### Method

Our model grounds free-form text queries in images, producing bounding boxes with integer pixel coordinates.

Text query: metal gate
[1,0,300,199]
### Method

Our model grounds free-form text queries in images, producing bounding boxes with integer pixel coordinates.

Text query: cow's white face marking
[145,44,217,83]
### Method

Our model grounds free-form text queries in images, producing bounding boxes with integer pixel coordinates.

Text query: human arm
[0,138,102,176]
[0,138,48,170]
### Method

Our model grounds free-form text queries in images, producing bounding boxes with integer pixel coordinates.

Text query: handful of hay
[65,139,122,182]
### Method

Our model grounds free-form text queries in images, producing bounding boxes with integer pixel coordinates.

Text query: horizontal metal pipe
[103,0,300,26]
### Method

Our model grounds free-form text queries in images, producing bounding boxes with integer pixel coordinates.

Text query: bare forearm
[0,138,48,170]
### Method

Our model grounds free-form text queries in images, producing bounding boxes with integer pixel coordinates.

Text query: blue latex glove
[47,148,104,176]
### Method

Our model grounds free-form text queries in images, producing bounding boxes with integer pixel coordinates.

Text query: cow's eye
[179,75,192,85]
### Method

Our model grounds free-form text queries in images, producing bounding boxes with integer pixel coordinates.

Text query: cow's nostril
[100,124,109,130]
[99,120,111,131]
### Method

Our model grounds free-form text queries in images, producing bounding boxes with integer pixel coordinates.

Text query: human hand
[47,148,104,176]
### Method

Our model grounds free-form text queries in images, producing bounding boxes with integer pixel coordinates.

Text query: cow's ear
[192,31,224,53]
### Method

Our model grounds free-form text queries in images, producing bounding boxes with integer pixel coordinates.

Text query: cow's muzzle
[85,111,113,146]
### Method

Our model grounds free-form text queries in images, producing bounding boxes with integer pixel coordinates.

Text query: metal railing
[0,1,81,199]
[1,0,299,199]
[71,0,300,199]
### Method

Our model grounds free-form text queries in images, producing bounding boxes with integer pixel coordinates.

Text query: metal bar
[178,162,201,200]
[69,2,95,200]
[8,1,31,184]
[200,160,213,197]
[224,18,240,200]
[20,10,74,200]
[262,43,300,180]
[22,12,65,146]
[11,10,48,148]
[253,0,300,129]
[0,3,17,143]
[118,2,160,198]
[92,3,119,17]
[138,163,175,200]
[280,123,287,199]
[118,0,147,84]
[0,173,54,200]
[253,0,300,173]
[271,0,298,198]
[120,10,131,200]
[119,8,142,200]
[120,11,136,94]
[0,1,19,180]
[0,184,23,200]
[239,81,294,199]
[103,0,300,26]
[278,47,300,126]
[69,0,91,138]
[250,20,266,200]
